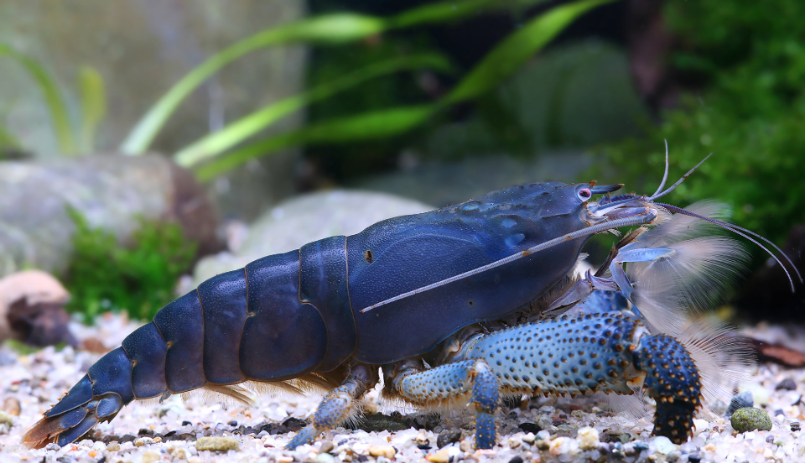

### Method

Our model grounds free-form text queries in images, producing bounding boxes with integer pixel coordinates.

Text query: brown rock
[0,270,75,346]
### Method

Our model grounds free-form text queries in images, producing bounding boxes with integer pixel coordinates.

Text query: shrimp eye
[577,188,592,201]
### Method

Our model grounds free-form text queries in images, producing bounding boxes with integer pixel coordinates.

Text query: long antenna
[656,202,802,291]
[359,212,656,313]
[650,153,712,200]
[651,140,670,197]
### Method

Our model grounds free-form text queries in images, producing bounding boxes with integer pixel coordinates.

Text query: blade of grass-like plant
[120,14,386,155]
[194,105,437,181]
[389,0,549,28]
[121,0,557,155]
[193,0,613,178]
[174,54,452,168]
[78,66,106,153]
[446,0,614,103]
[0,44,75,154]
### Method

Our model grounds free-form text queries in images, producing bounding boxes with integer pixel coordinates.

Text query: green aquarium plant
[594,0,805,250]
[116,0,612,179]
[187,0,614,180]
[63,208,196,322]
[0,44,106,156]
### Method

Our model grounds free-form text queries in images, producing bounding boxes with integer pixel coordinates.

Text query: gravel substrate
[1,313,804,463]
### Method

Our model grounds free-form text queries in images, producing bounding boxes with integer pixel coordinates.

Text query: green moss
[63,208,196,323]
[593,1,805,251]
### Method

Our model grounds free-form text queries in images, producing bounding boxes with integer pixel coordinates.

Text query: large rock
[0,155,222,277]
[0,1,307,219]
[193,190,433,283]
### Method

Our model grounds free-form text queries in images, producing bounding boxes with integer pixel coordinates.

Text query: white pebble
[577,427,599,450]
[693,419,709,435]
[549,436,579,456]
[650,436,676,455]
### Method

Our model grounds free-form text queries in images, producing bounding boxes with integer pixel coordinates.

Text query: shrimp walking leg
[285,364,377,450]
[391,359,500,449]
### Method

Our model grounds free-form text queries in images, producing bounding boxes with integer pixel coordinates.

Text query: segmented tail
[24,348,131,448]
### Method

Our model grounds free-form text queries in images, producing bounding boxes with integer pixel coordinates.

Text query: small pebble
[791,422,801,432]
[228,420,238,426]
[316,452,335,463]
[368,445,396,459]
[731,407,773,432]
[508,457,524,463]
[426,449,450,463]
[549,436,578,456]
[106,442,121,452]
[766,435,775,443]
[688,455,702,463]
[142,451,160,463]
[650,436,676,455]
[134,437,154,446]
[776,378,797,391]
[437,430,461,448]
[2,397,20,416]
[517,422,542,434]
[319,441,335,454]
[196,436,240,452]
[169,446,189,460]
[45,443,60,451]
[577,427,599,450]
[667,450,681,462]
[725,391,754,417]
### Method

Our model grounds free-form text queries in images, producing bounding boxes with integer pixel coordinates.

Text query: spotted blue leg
[286,365,377,450]
[392,359,500,449]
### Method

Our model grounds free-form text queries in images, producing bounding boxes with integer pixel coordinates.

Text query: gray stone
[193,190,432,283]
[0,155,221,277]
[725,391,754,418]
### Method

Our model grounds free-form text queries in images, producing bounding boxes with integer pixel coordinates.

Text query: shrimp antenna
[655,202,802,292]
[650,153,712,200]
[651,140,670,197]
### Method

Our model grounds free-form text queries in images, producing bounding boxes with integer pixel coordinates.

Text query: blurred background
[0,0,803,351]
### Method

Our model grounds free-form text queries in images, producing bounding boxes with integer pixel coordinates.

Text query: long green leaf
[78,66,106,153]
[195,105,437,181]
[389,0,549,28]
[0,44,74,154]
[121,0,557,155]
[446,0,614,103]
[120,14,385,155]
[194,0,612,178]
[175,54,452,168]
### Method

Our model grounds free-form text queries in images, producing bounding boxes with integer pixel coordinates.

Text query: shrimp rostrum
[25,152,801,450]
